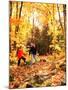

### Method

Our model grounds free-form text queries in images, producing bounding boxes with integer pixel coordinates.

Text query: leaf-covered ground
[9,56,66,89]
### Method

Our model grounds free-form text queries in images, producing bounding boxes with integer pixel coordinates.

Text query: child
[17,46,26,66]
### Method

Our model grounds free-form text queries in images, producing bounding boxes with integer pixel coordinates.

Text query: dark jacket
[29,46,37,55]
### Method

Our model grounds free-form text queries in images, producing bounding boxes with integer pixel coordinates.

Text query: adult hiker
[17,46,26,66]
[29,43,37,64]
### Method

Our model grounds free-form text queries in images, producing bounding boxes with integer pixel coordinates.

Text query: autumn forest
[9,1,66,88]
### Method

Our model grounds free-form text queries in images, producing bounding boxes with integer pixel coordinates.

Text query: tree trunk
[9,1,12,53]
[16,2,18,19]
[16,2,23,32]
[19,2,23,18]
[57,4,64,34]
[63,4,66,32]
[14,2,23,50]
[63,4,66,52]
[9,2,12,18]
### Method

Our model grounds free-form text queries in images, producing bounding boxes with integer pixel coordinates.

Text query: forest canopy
[9,2,66,55]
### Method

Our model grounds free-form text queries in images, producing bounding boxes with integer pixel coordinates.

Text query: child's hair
[17,46,22,50]
[19,46,22,49]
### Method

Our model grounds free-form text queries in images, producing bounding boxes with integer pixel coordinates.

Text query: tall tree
[19,2,23,18]
[63,4,66,51]
[14,2,23,49]
[57,4,64,34]
[16,2,18,19]
[63,4,66,33]
[15,2,23,32]
[9,1,12,52]
[9,1,12,18]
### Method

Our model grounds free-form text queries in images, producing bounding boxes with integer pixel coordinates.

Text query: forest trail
[9,59,65,88]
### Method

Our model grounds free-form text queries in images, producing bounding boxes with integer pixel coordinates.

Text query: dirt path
[9,60,66,88]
